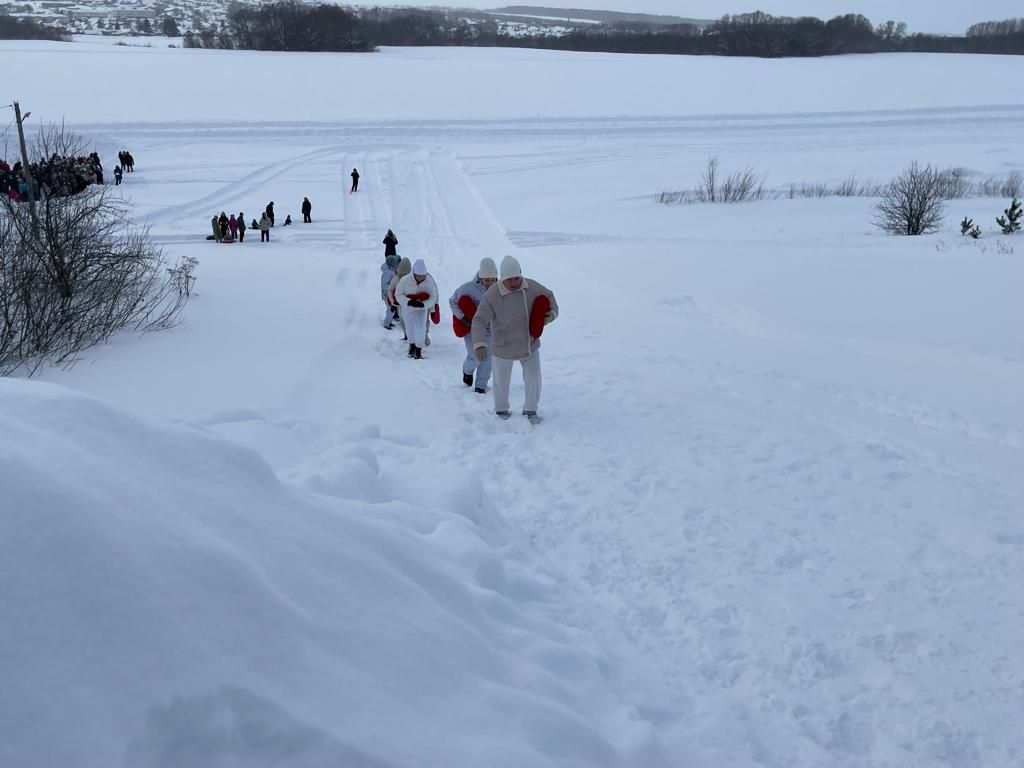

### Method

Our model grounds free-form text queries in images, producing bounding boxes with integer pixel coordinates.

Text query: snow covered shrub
[996,197,1022,234]
[874,162,946,236]
[0,126,188,375]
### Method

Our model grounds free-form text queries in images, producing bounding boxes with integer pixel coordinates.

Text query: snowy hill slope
[2,41,1023,768]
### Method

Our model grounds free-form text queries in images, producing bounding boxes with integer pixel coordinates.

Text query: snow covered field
[2,40,1023,768]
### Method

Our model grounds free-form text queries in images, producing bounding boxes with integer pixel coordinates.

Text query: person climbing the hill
[113,165,122,185]
[396,259,437,360]
[259,212,271,242]
[265,201,275,226]
[381,254,399,329]
[388,257,412,340]
[302,196,312,223]
[237,213,246,243]
[450,257,498,394]
[350,168,360,193]
[383,229,398,257]
[472,255,557,423]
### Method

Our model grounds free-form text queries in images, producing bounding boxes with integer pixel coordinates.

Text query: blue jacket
[449,277,487,322]
[381,262,397,300]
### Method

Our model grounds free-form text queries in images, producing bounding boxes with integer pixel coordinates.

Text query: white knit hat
[412,259,427,275]
[478,257,498,280]
[499,255,522,280]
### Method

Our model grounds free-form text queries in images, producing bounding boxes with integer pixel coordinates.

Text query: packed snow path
[29,100,1024,768]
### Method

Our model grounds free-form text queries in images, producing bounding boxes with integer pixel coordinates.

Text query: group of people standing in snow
[380,229,558,423]
[209,198,314,244]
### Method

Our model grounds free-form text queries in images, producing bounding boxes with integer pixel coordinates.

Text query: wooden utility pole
[13,101,38,227]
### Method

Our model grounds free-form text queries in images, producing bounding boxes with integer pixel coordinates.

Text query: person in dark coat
[113,165,123,185]
[265,201,275,226]
[237,212,246,242]
[301,197,312,223]
[218,211,230,240]
[383,229,398,257]
[350,168,359,193]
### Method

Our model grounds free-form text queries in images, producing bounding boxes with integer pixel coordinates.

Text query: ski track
[48,117,1024,768]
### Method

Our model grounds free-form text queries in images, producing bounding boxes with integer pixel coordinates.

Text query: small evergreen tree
[162,16,180,36]
[996,197,1022,234]
[960,216,981,238]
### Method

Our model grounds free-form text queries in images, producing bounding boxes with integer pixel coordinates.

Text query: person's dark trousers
[261,230,269,242]
[303,213,311,223]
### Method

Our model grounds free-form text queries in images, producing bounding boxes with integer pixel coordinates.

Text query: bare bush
[0,126,189,375]
[690,155,766,203]
[935,166,972,200]
[873,162,946,236]
[694,155,720,203]
[719,168,766,202]
[977,172,1024,199]
[655,190,688,205]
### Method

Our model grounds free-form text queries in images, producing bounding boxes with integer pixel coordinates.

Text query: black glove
[408,299,424,308]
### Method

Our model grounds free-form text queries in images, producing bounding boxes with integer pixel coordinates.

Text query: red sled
[530,294,551,339]
[431,305,441,325]
[453,295,476,337]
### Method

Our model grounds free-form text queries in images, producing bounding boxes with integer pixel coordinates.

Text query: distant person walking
[301,196,312,223]
[265,201,275,227]
[350,168,360,193]
[383,229,398,257]
[113,165,123,185]
[237,212,246,242]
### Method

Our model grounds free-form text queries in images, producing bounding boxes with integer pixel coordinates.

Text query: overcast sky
[430,1,1021,34]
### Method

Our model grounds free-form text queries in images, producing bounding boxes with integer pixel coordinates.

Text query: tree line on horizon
[3,3,1022,57]
[177,5,1024,56]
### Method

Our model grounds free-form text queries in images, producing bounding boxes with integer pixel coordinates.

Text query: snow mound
[0,378,664,768]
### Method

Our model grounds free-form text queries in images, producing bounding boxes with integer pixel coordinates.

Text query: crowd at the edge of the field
[1,149,136,202]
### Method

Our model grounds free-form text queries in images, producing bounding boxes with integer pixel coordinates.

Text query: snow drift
[0,378,664,768]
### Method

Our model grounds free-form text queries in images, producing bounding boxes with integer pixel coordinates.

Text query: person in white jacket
[396,259,437,359]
